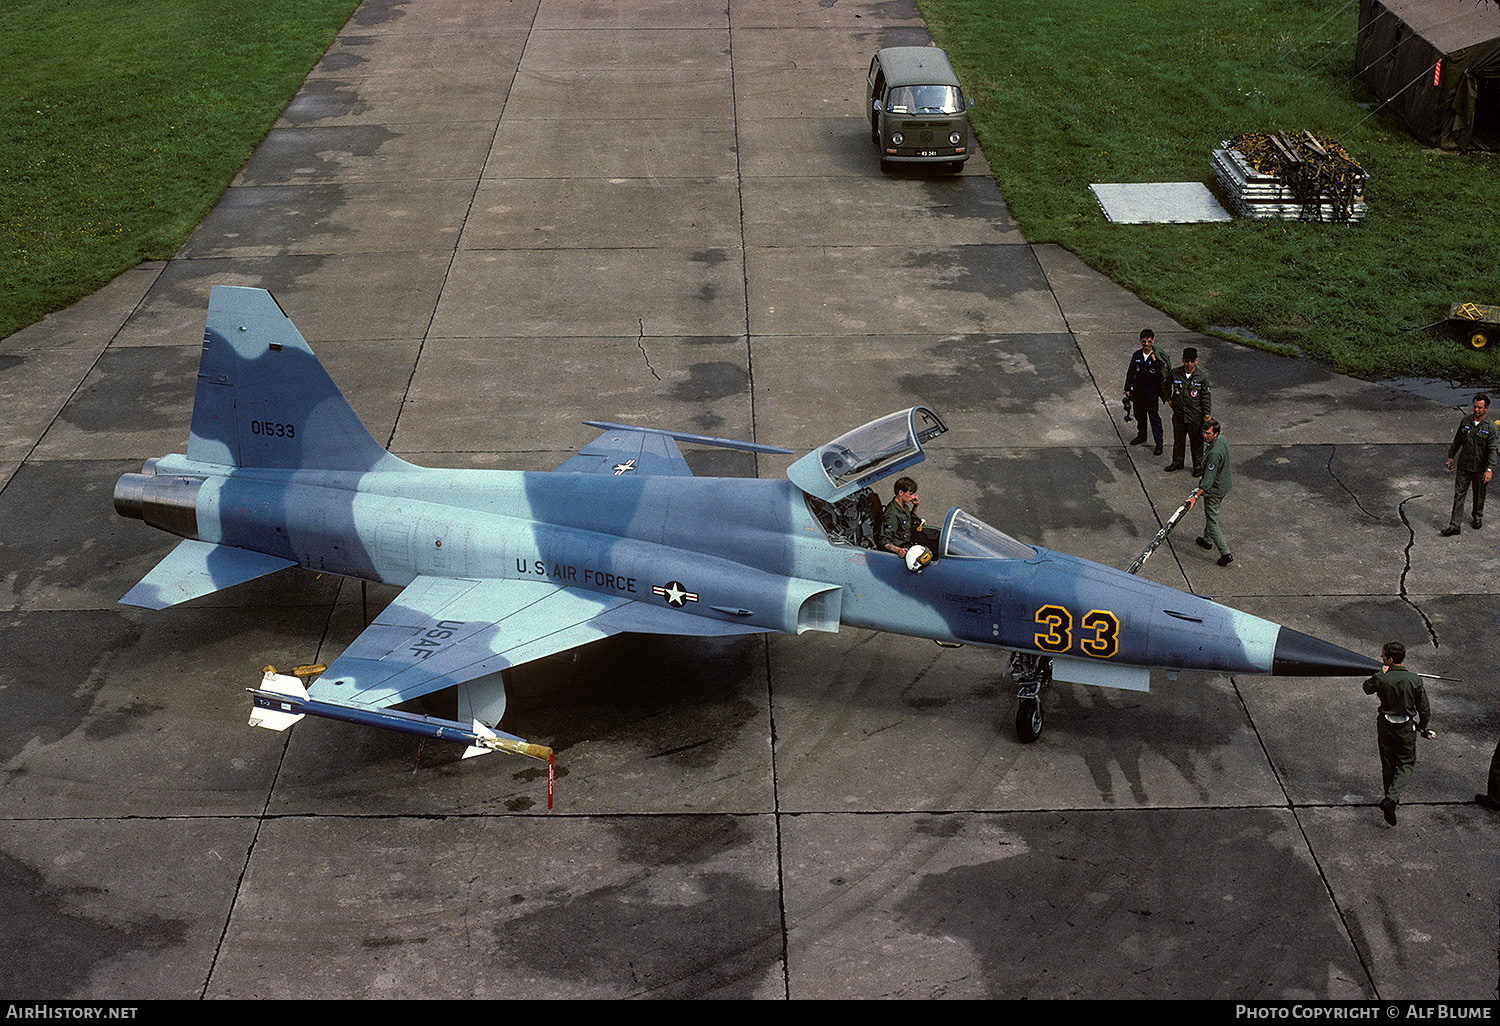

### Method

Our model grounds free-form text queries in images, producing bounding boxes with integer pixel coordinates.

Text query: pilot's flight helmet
[905,544,932,573]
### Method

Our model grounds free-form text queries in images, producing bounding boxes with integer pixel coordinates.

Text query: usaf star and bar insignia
[653,581,698,607]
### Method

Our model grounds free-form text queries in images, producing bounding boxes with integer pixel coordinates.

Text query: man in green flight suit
[1475,739,1500,812]
[1362,640,1434,826]
[1186,418,1233,567]
[1165,346,1212,476]
[880,476,940,562]
[1440,392,1498,536]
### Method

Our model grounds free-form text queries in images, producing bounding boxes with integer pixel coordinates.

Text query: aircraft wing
[306,574,768,712]
[554,424,696,476]
[555,422,793,476]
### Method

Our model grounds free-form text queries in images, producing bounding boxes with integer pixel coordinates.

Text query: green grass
[0,0,358,341]
[918,0,1500,379]
[4,0,1497,380]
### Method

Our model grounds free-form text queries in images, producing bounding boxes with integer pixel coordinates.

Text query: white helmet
[904,544,933,573]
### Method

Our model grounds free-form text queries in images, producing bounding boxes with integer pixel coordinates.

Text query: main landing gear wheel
[1466,329,1490,350]
[1009,652,1052,744]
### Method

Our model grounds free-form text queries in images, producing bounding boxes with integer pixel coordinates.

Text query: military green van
[866,46,973,173]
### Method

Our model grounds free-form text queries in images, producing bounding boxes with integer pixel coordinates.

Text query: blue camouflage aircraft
[115,286,1378,767]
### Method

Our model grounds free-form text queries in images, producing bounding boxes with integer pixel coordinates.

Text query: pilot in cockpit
[880,477,942,569]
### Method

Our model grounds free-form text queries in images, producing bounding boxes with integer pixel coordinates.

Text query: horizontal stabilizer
[120,538,295,610]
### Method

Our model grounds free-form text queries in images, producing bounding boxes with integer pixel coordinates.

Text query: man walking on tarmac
[1186,418,1232,566]
[1362,640,1434,826]
[1441,392,1498,536]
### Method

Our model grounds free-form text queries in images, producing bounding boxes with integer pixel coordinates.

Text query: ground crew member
[1362,640,1433,826]
[1441,393,1498,536]
[1476,738,1500,812]
[1165,346,1211,476]
[1186,418,1232,566]
[1124,328,1166,455]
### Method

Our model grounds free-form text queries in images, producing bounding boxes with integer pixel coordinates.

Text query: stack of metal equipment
[1212,131,1367,223]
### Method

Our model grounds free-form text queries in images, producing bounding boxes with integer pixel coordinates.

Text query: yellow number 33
[1033,605,1119,658]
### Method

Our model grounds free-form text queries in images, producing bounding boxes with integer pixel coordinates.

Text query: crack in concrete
[1324,445,1381,521]
[1396,495,1440,650]
[637,319,661,382]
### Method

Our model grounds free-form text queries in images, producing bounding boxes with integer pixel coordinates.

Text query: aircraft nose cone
[1271,627,1381,676]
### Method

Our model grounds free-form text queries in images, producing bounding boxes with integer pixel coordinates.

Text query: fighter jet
[116,286,1378,769]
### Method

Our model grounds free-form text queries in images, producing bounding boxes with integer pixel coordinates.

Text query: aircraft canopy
[787,407,947,502]
[940,507,1036,559]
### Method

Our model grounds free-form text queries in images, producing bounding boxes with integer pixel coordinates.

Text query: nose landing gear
[1009,652,1052,743]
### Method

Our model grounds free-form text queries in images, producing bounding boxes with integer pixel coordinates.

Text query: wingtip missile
[248,668,553,762]
[466,725,554,763]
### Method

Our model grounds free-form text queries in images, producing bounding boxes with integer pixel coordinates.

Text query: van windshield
[885,85,964,115]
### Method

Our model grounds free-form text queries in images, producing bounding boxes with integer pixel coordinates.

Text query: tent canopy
[1356,0,1500,150]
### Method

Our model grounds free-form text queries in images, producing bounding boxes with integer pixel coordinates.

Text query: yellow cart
[1450,302,1500,350]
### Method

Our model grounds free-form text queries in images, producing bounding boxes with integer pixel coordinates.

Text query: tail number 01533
[1032,605,1120,658]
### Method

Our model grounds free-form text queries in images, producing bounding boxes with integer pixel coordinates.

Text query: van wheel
[879,158,893,174]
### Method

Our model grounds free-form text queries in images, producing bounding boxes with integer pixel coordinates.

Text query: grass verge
[0,0,358,341]
[917,0,1500,379]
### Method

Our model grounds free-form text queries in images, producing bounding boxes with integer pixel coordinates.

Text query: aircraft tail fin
[186,286,411,472]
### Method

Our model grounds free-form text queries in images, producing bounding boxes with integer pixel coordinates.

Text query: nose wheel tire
[1009,652,1051,743]
[1016,696,1043,743]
